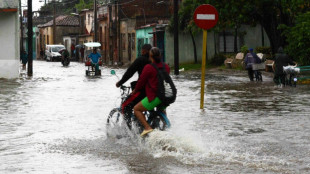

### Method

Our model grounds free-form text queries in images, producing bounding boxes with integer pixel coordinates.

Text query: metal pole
[173,0,179,75]
[94,0,98,42]
[27,0,33,76]
[200,30,207,109]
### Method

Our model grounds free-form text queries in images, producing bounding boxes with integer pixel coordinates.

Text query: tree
[280,12,310,65]
[75,0,93,12]
[177,0,201,63]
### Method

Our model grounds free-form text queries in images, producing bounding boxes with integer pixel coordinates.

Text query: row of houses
[34,0,270,67]
[35,0,173,66]
[1,0,270,79]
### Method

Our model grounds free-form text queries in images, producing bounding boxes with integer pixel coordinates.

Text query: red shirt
[135,62,170,102]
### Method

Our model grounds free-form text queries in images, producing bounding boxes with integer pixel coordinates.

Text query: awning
[0,8,18,12]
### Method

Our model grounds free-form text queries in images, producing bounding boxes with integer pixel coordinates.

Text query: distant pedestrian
[244,48,261,81]
[80,46,85,62]
[71,43,75,58]
[40,47,43,59]
[272,47,296,85]
[21,50,28,70]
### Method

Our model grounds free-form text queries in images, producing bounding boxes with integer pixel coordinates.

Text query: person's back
[116,44,152,88]
[274,47,295,75]
[273,47,296,85]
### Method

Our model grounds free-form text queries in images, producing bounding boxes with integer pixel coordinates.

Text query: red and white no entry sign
[193,4,218,30]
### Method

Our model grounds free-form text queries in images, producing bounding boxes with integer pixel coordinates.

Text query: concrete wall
[165,24,270,66]
[165,30,216,66]
[0,12,19,78]
[241,24,270,49]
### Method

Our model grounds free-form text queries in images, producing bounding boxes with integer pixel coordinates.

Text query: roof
[38,15,79,28]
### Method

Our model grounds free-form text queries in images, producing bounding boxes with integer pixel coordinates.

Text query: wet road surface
[1,61,310,173]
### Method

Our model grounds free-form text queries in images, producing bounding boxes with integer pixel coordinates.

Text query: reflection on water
[1,61,310,173]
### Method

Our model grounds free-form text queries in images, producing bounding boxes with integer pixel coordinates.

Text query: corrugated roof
[38,15,79,28]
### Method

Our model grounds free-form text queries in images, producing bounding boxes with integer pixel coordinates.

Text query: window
[88,14,90,25]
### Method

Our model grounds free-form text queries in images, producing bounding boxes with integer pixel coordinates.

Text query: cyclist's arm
[118,59,140,86]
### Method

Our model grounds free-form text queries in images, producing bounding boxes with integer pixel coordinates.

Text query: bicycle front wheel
[107,108,122,128]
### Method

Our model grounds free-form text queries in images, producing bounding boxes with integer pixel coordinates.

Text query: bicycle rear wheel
[148,112,168,131]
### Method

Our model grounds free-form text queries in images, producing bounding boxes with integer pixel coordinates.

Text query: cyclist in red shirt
[132,47,170,137]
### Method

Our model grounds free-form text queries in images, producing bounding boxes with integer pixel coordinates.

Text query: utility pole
[94,0,98,42]
[113,0,117,64]
[19,0,23,52]
[108,4,113,64]
[117,0,121,63]
[27,0,33,76]
[53,0,56,44]
[173,0,179,75]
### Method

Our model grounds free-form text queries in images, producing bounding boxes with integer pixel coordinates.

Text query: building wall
[0,12,19,78]
[85,11,93,34]
[136,27,154,57]
[99,20,109,63]
[120,19,136,64]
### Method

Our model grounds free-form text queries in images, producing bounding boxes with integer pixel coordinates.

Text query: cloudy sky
[21,0,45,11]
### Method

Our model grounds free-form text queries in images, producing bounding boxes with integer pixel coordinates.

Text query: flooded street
[1,61,310,174]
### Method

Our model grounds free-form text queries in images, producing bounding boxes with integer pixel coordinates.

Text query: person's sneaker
[140,129,153,137]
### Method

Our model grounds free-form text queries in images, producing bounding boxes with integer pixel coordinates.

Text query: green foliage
[75,0,93,12]
[240,45,248,54]
[255,46,272,54]
[208,53,226,66]
[281,11,310,65]
[39,0,93,15]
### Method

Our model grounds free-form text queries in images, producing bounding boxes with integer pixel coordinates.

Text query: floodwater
[1,61,310,174]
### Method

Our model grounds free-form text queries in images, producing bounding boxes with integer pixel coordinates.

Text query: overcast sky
[22,0,45,11]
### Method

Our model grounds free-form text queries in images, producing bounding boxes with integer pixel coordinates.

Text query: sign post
[193,4,218,109]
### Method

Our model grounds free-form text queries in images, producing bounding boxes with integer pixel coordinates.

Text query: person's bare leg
[134,102,152,130]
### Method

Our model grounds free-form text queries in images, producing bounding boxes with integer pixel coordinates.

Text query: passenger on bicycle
[272,47,296,86]
[115,44,152,121]
[88,48,101,71]
[132,47,170,137]
[244,48,261,81]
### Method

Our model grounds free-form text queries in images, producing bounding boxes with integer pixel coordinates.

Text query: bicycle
[252,63,265,81]
[106,70,171,137]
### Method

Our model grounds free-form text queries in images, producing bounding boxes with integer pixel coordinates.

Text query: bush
[255,46,272,54]
[240,45,248,54]
[209,53,227,66]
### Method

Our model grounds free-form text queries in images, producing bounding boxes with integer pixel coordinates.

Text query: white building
[0,0,20,78]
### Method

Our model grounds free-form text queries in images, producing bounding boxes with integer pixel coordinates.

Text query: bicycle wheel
[148,112,168,131]
[258,72,263,81]
[107,108,122,128]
